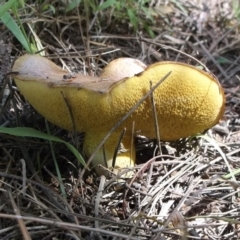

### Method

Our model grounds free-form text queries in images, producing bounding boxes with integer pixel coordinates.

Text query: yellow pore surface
[14,61,225,141]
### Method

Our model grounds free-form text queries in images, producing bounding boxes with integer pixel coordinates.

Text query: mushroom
[12,55,225,175]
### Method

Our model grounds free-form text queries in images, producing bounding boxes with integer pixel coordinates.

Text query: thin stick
[149,81,167,176]
[112,128,126,169]
[150,81,162,156]
[19,159,27,196]
[8,190,32,240]
[94,175,105,240]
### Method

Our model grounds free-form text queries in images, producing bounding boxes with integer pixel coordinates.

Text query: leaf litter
[0,0,240,239]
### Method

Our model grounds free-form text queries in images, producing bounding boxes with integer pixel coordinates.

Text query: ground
[0,0,240,239]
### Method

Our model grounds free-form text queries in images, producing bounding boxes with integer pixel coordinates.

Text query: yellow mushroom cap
[12,55,225,140]
[12,55,225,173]
[111,61,225,141]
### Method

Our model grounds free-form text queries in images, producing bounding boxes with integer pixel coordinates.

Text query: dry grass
[0,0,240,239]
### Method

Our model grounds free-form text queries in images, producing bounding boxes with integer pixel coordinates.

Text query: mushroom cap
[100,57,147,81]
[12,55,225,142]
[114,62,225,140]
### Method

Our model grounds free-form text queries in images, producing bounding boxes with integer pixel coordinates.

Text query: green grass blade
[127,8,137,30]
[97,0,116,11]
[223,168,240,179]
[66,0,81,12]
[1,11,32,52]
[0,0,16,17]
[0,127,87,168]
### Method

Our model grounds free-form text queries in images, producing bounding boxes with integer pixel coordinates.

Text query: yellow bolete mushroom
[12,55,225,175]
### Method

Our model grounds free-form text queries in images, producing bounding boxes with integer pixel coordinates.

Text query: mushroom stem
[84,132,135,175]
